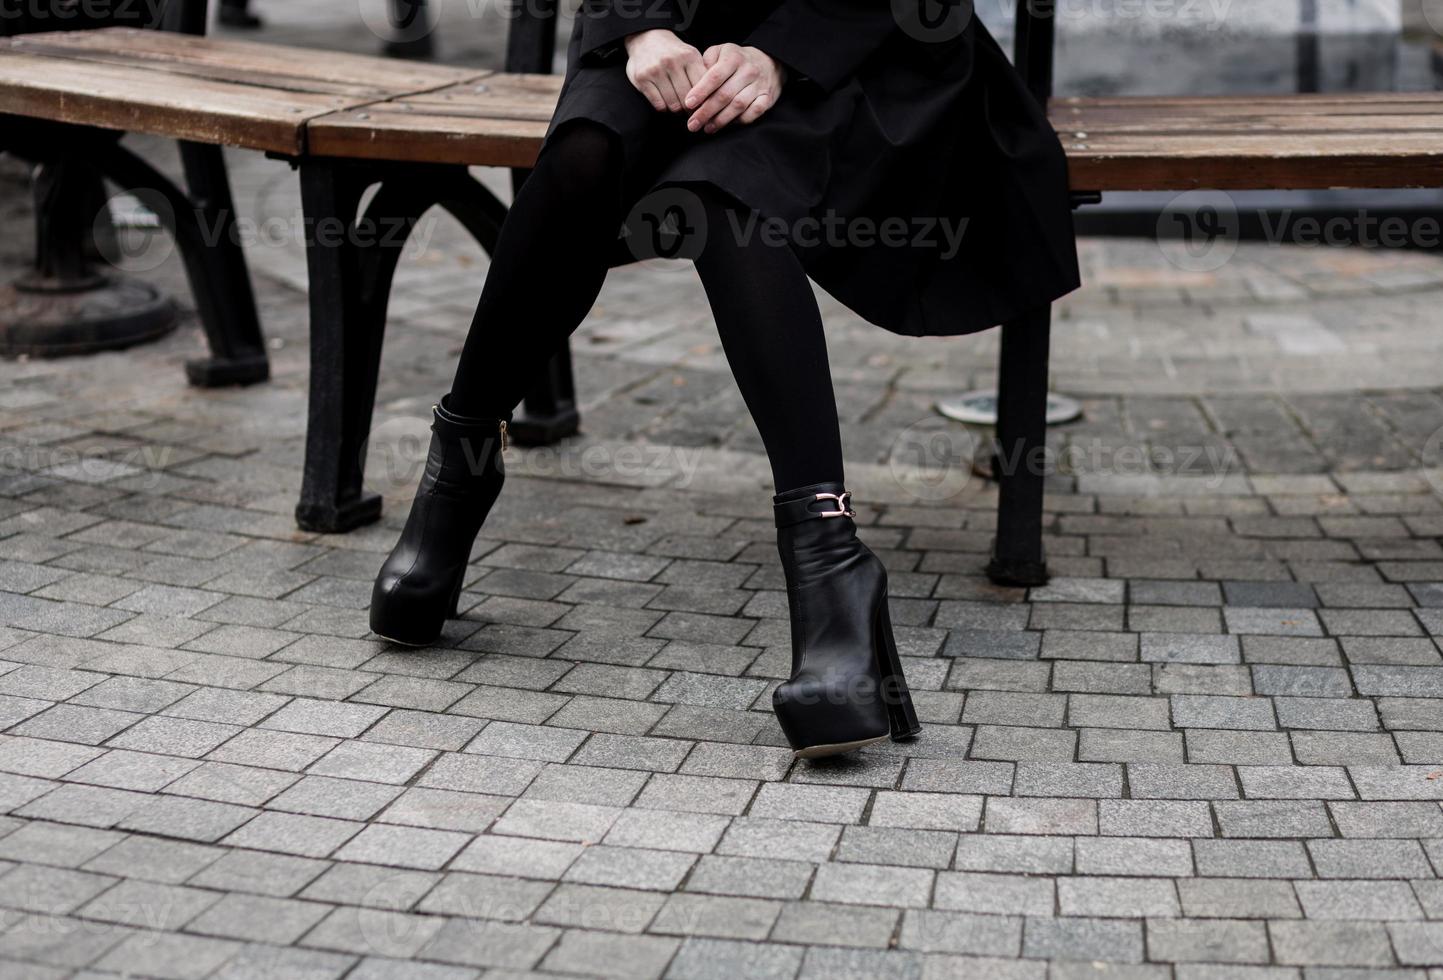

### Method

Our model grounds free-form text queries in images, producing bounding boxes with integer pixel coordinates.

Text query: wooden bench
[4,3,1443,587]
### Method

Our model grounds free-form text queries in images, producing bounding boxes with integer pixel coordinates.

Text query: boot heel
[447,573,466,618]
[874,603,921,741]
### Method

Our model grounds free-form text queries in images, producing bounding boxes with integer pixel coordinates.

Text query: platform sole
[791,734,890,760]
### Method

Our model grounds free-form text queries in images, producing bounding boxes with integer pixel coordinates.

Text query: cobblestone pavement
[4,6,1443,979]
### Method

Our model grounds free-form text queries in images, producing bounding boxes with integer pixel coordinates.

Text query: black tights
[448,122,844,493]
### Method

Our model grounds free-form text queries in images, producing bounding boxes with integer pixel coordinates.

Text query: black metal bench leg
[987,303,1052,587]
[295,160,384,534]
[510,351,582,446]
[175,141,270,387]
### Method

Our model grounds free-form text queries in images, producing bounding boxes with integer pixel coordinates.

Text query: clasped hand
[623,30,785,133]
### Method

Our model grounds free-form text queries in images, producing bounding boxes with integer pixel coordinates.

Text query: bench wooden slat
[305,74,560,166]
[1058,94,1443,190]
[12,28,470,96]
[0,28,482,155]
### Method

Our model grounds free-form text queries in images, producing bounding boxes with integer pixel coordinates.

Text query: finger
[667,55,703,111]
[706,83,761,133]
[739,90,773,124]
[655,71,684,112]
[689,72,752,130]
[635,77,668,112]
[684,60,734,112]
[680,50,708,92]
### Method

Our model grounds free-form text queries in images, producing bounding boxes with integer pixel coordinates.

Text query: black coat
[548,0,1080,337]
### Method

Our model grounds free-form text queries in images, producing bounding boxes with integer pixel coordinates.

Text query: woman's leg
[447,120,627,418]
[690,186,845,492]
[372,121,629,645]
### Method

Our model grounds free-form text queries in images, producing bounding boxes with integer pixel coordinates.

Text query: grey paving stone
[116,794,259,843]
[1142,632,1235,663]
[1268,920,1395,967]
[684,854,814,900]
[1146,918,1270,964]
[81,834,222,884]
[649,892,782,940]
[836,826,957,869]
[961,691,1066,727]
[221,811,362,858]
[1057,876,1181,917]
[667,936,805,980]
[868,791,982,832]
[417,871,551,921]
[898,908,1022,956]
[1099,800,1214,839]
[602,808,730,854]
[1387,921,1443,967]
[797,945,924,980]
[533,882,665,933]
[1126,763,1240,800]
[985,798,1097,836]
[1067,694,1171,730]
[188,850,328,898]
[934,871,1054,916]
[901,759,1013,795]
[810,862,934,909]
[298,863,440,910]
[1293,880,1424,920]
[1075,837,1194,877]
[1273,696,1380,731]
[1223,608,1324,637]
[303,906,445,960]
[715,818,840,864]
[92,931,244,980]
[749,783,869,824]
[680,742,793,781]
[1021,916,1143,963]
[1333,802,1443,838]
[1013,763,1123,798]
[1039,631,1139,663]
[1191,840,1312,879]
[771,901,900,949]
[970,725,1077,762]
[522,762,646,808]
[185,892,333,944]
[952,834,1073,875]
[1292,732,1400,766]
[1178,878,1302,919]
[1185,731,1295,766]
[268,776,403,821]
[539,927,678,979]
[1171,695,1277,731]
[1235,765,1354,800]
[490,798,621,843]
[1307,839,1434,879]
[162,760,299,807]
[362,710,486,752]
[1212,801,1334,839]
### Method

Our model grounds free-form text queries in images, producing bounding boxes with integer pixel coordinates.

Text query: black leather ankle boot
[370,397,507,646]
[772,482,922,759]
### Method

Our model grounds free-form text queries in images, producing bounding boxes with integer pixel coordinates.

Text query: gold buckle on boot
[814,491,855,518]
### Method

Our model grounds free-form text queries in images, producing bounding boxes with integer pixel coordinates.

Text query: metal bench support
[294,158,508,533]
[987,0,1060,587]
[1,0,267,383]
[166,0,269,385]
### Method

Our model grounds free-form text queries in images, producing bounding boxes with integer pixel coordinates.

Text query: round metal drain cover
[935,389,1083,427]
